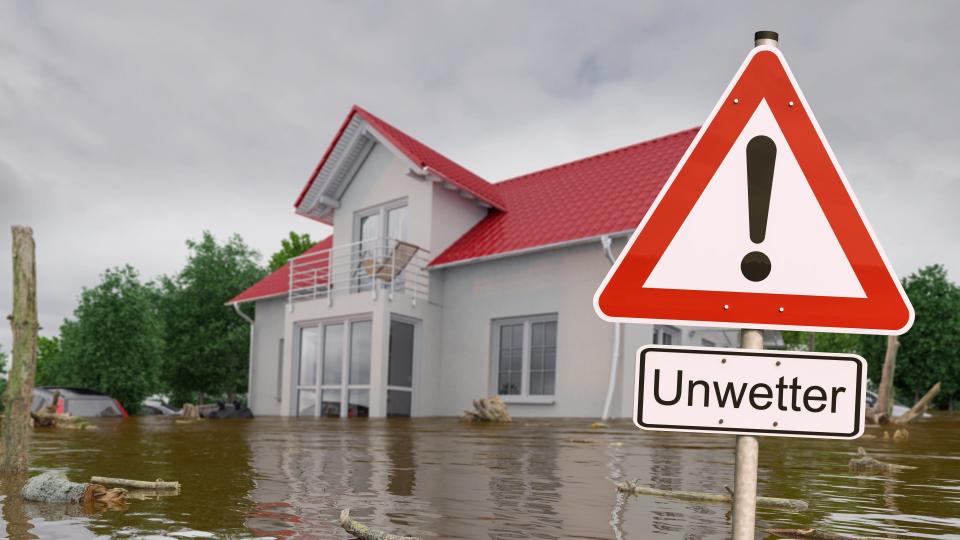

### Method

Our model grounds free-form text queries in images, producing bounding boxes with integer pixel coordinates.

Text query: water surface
[1,415,958,538]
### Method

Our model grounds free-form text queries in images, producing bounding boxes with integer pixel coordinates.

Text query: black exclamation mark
[740,135,776,282]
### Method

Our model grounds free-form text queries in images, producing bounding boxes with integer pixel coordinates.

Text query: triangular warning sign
[594,45,913,334]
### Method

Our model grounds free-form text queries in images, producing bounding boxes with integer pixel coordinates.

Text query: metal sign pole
[732,328,763,538]
[731,31,779,540]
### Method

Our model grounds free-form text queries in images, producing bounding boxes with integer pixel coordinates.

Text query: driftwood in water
[766,528,860,539]
[90,476,180,491]
[461,396,512,422]
[848,447,916,474]
[616,480,808,512]
[338,508,420,540]
[0,226,39,473]
[22,471,126,509]
[892,382,941,424]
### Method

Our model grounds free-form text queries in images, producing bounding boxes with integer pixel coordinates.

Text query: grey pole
[731,31,778,540]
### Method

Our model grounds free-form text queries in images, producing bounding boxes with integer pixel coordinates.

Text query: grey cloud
[0,1,957,350]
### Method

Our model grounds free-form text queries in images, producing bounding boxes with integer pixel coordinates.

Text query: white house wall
[249,297,286,416]
[331,142,433,252]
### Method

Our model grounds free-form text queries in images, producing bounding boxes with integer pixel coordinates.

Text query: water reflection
[0,415,958,538]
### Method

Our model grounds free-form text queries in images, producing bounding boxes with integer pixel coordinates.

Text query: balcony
[288,237,431,306]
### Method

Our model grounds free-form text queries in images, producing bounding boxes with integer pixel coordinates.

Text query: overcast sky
[0,1,957,351]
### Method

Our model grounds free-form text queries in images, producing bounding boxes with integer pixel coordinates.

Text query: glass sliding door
[295,317,372,418]
[387,319,416,417]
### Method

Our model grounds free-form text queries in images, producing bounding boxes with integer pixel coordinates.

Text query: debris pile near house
[30,392,95,430]
[848,447,916,474]
[22,471,126,508]
[201,400,255,419]
[461,396,512,422]
[339,508,420,540]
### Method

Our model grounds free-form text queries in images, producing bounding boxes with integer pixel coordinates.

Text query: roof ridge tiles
[494,127,700,187]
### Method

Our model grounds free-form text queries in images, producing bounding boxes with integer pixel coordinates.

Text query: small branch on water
[90,476,180,491]
[848,447,916,474]
[615,481,808,512]
[338,508,420,540]
[766,528,860,540]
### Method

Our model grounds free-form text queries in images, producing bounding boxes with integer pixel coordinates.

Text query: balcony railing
[288,237,430,306]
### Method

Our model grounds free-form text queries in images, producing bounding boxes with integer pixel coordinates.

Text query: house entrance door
[386,318,416,417]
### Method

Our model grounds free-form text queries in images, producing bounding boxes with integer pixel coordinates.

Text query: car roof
[35,387,110,398]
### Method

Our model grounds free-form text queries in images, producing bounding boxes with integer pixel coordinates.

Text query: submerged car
[32,387,128,418]
[140,397,181,416]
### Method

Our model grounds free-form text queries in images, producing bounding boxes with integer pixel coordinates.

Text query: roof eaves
[429,229,635,270]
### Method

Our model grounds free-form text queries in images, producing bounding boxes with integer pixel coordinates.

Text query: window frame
[292,314,373,418]
[653,325,681,346]
[490,314,558,404]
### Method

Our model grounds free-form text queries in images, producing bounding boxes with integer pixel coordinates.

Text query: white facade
[244,135,770,419]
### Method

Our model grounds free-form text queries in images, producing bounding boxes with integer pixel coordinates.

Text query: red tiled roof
[430,128,698,266]
[235,110,698,303]
[295,106,506,212]
[230,236,333,303]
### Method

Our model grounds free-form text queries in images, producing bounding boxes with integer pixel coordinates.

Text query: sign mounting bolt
[723,304,730,310]
[789,101,795,107]
[733,98,740,104]
[773,421,779,427]
[778,307,784,312]
[719,419,724,425]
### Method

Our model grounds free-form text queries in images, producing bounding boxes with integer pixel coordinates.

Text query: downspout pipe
[233,303,255,411]
[600,235,623,421]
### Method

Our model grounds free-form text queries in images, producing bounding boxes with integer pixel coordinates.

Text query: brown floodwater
[0,414,958,539]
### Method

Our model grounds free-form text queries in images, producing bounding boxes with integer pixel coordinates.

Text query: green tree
[57,266,164,413]
[895,265,960,407]
[159,232,264,401]
[35,336,66,387]
[268,231,314,272]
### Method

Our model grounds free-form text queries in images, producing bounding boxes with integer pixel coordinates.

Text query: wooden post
[0,226,39,473]
[874,335,899,418]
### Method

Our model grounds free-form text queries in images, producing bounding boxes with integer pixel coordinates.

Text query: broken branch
[766,528,860,539]
[338,508,420,540]
[90,476,180,491]
[848,447,916,474]
[616,481,808,512]
[892,382,940,424]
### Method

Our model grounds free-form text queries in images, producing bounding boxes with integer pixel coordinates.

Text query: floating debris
[339,507,420,540]
[616,480,808,512]
[848,447,916,474]
[22,471,126,508]
[90,476,180,491]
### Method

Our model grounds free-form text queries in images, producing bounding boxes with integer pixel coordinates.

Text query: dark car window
[65,398,121,417]
[140,405,163,416]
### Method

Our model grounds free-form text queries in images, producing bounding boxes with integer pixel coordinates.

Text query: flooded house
[230,106,769,419]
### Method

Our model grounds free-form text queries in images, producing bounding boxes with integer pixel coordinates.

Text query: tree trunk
[807,332,815,352]
[0,227,39,473]
[869,335,898,423]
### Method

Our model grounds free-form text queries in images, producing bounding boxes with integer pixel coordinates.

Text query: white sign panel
[634,345,866,439]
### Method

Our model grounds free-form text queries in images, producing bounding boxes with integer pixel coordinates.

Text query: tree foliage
[267,231,314,272]
[55,266,164,413]
[35,336,65,387]
[782,264,960,408]
[159,232,264,400]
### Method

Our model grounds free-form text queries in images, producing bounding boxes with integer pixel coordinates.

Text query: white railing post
[389,238,395,302]
[327,249,334,307]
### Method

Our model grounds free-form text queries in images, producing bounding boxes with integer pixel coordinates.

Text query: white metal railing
[288,237,430,307]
